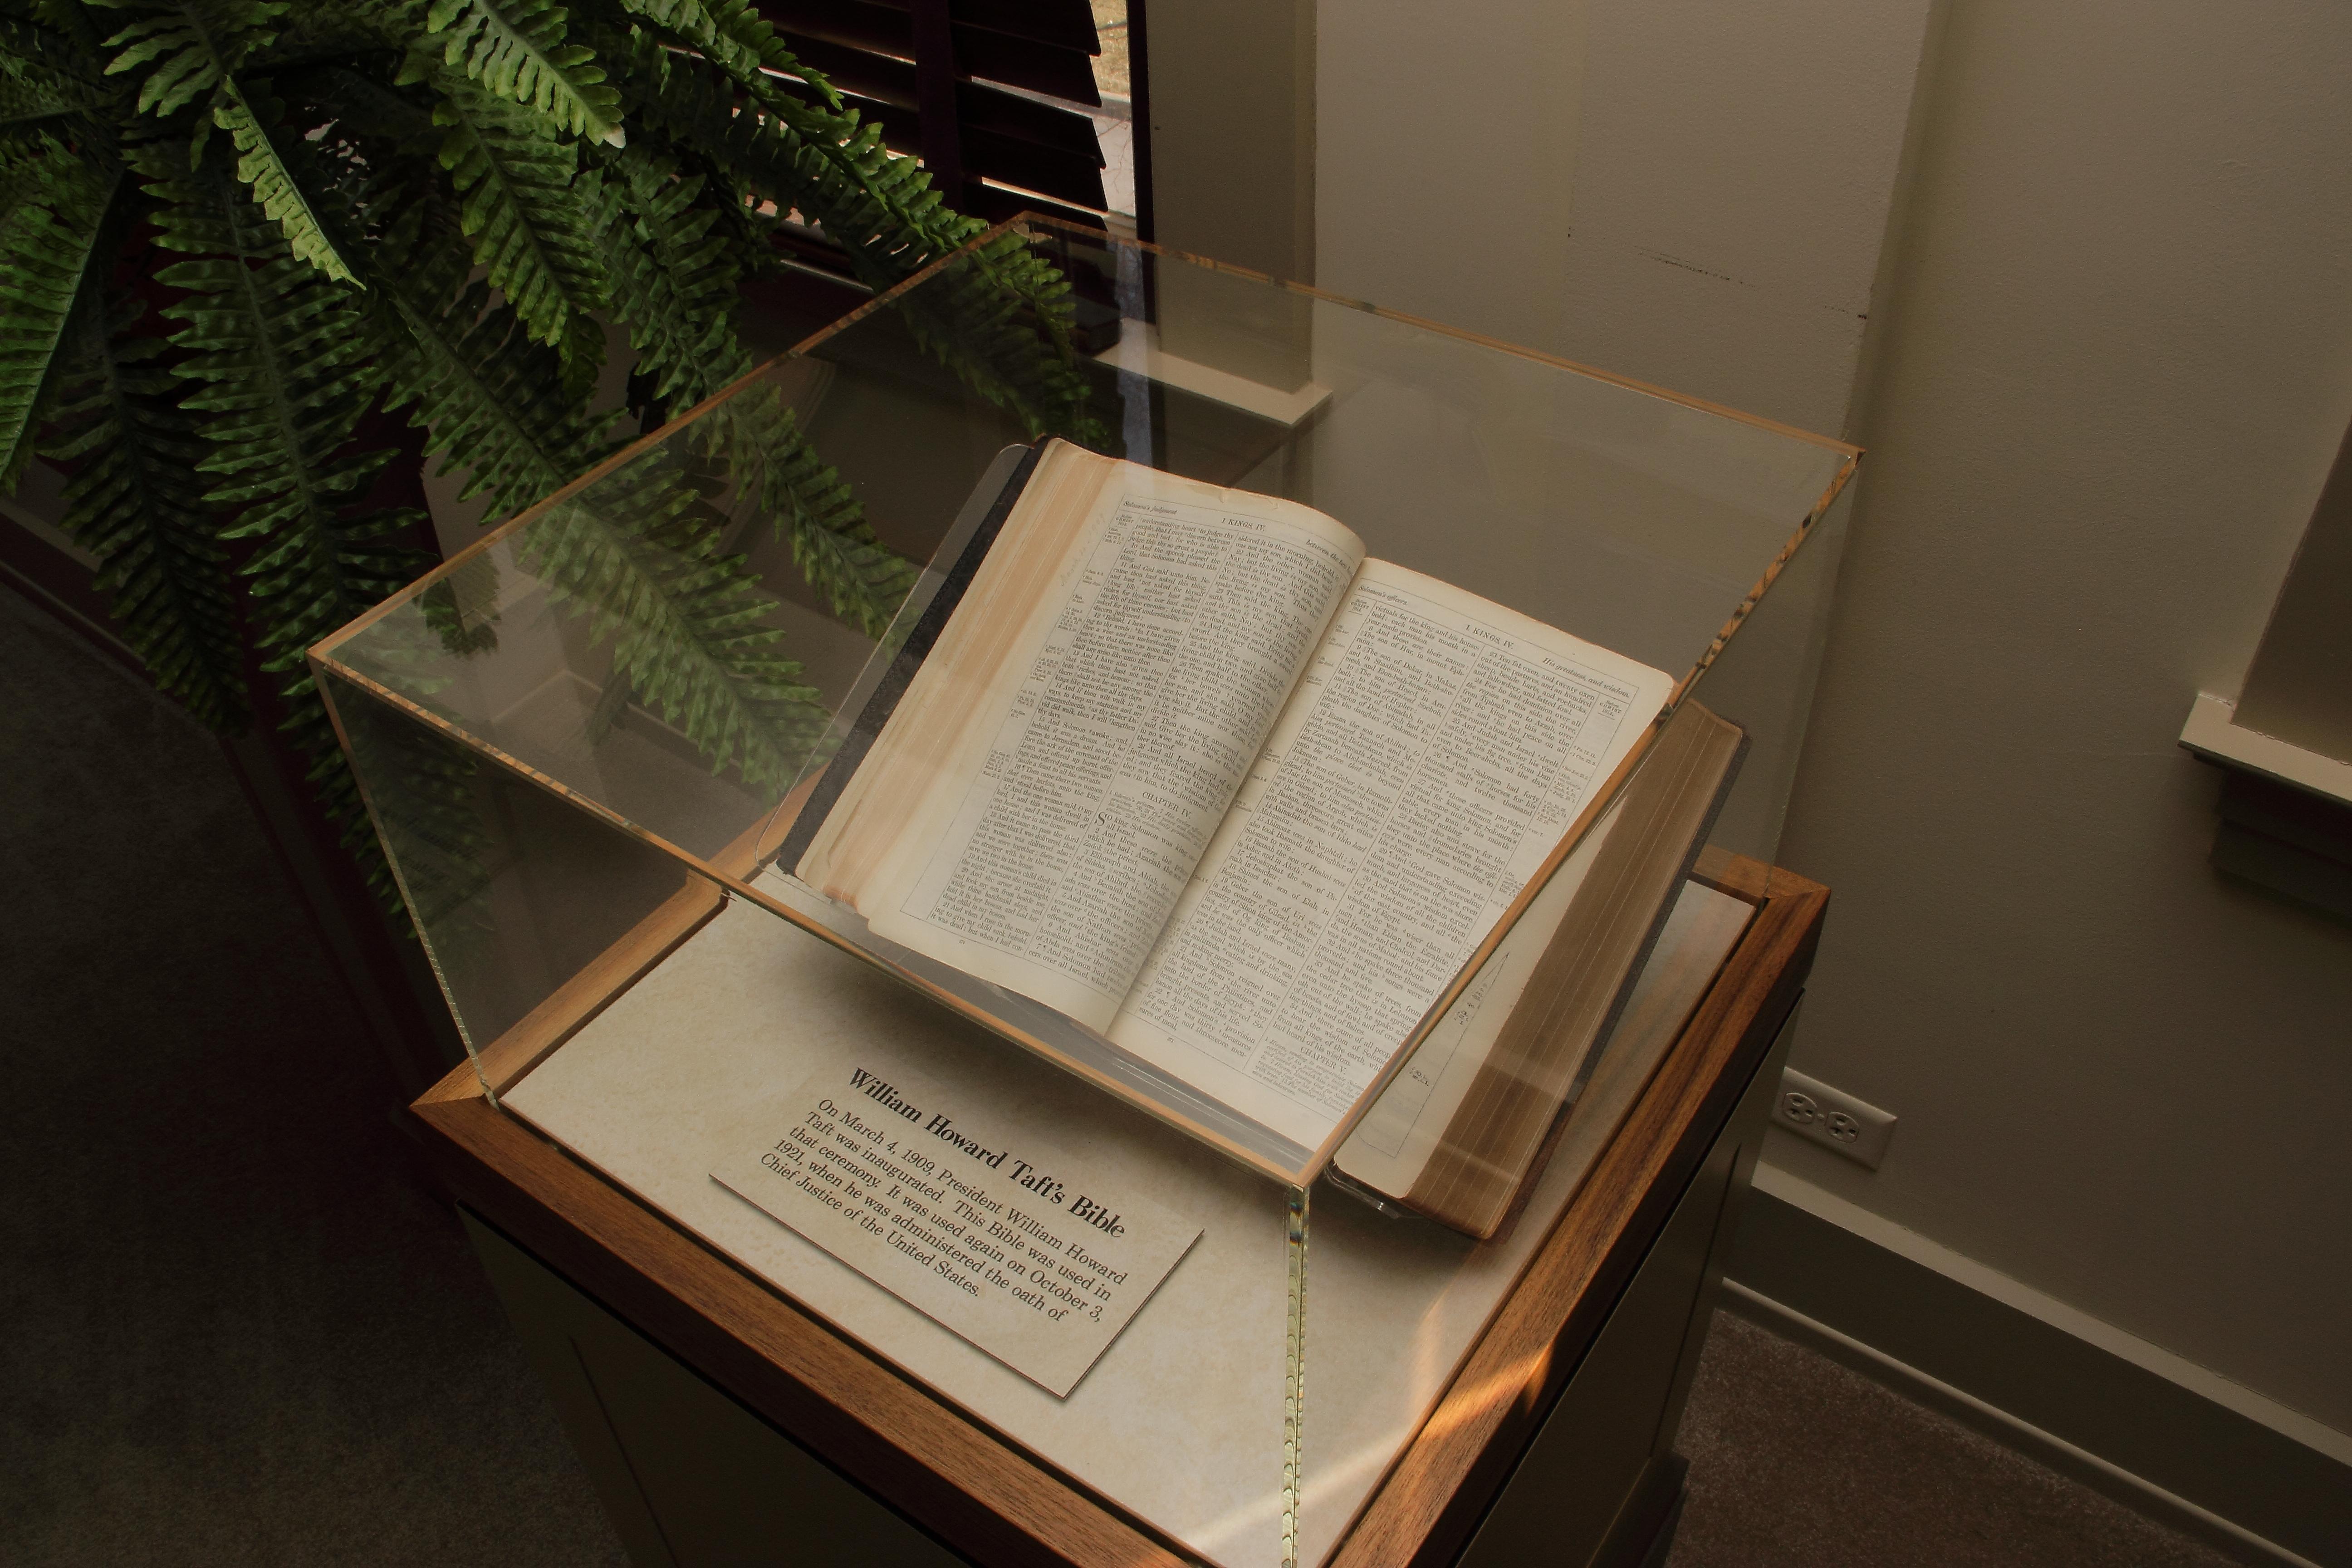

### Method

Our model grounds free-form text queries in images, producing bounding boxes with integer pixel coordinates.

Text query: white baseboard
[1721,1165,2350,1568]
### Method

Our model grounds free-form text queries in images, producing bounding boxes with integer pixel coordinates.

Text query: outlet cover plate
[1774,1068,1896,1169]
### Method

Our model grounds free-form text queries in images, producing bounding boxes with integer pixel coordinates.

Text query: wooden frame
[407,851,1825,1568]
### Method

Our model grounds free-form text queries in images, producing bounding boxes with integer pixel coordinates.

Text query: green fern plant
[0,0,1096,917]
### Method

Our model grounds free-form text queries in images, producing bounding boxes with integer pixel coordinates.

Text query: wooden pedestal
[409,854,1825,1568]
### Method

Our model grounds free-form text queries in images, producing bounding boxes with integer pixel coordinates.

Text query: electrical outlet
[1774,1068,1896,1169]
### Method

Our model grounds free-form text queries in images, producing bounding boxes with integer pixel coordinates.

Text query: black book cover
[775,443,1044,874]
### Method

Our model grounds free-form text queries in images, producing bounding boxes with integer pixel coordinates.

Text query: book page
[1106,561,1673,1150]
[797,442,1112,904]
[1329,797,1623,1196]
[1338,873,1755,1211]
[855,458,1366,1030]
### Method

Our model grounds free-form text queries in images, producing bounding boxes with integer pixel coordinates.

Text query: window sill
[2180,694,2352,923]
[2178,692,2352,807]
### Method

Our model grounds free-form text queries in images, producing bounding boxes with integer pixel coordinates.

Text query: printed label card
[712,1057,1203,1396]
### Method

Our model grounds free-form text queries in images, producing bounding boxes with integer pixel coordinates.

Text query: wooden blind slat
[753,0,1113,220]
[827,0,1100,54]
[958,181,1105,233]
[962,125,1107,207]
[835,90,1107,207]
[793,44,1103,164]
[767,0,1101,104]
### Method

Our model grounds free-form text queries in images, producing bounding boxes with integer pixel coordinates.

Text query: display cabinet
[316,218,1854,1566]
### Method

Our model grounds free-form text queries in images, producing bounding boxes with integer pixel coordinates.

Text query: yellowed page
[1328,795,1624,1196]
[1107,560,1673,1150]
[797,441,1115,902]
[838,452,1366,1030]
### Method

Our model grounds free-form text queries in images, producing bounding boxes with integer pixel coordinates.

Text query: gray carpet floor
[0,589,627,1568]
[0,583,2244,1567]
[1666,1311,2242,1568]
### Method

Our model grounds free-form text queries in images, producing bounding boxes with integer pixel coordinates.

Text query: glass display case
[314,217,1855,1567]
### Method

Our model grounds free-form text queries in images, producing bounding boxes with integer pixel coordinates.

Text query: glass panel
[315,218,1854,1567]
[317,663,720,1075]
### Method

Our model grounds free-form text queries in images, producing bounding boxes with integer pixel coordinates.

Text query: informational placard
[712,1058,1204,1396]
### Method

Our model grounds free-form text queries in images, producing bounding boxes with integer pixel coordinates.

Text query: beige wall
[1315,0,1942,860]
[1771,1,2352,1431]
[1144,0,1316,279]
[1297,0,2352,1441]
[1316,0,1940,435]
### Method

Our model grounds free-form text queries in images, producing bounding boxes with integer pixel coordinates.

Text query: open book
[785,440,1681,1171]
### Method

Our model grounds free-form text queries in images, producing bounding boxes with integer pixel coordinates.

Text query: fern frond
[0,135,57,226]
[96,2,360,279]
[103,14,220,116]
[370,267,823,793]
[556,306,603,403]
[889,229,1104,444]
[0,16,103,127]
[613,46,956,288]
[585,27,770,243]
[0,76,83,127]
[422,0,621,146]
[43,294,248,730]
[432,74,605,348]
[0,145,118,486]
[146,140,429,726]
[594,140,741,405]
[608,0,823,105]
[100,0,284,119]
[1,0,1118,903]
[606,47,1097,441]
[418,546,500,654]
[139,139,438,916]
[375,276,597,511]
[696,385,914,637]
[144,167,380,527]
[765,100,976,285]
[526,450,825,790]
[214,77,358,282]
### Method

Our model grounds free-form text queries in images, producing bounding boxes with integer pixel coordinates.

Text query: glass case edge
[1668,448,1865,711]
[308,652,495,1100]
[774,212,1049,360]
[315,217,1862,671]
[1010,213,1866,459]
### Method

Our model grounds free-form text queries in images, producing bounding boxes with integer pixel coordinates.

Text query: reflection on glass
[314,217,1854,1568]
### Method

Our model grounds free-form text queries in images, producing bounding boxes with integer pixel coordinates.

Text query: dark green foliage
[596,141,740,403]
[434,75,608,353]
[44,297,248,730]
[144,143,431,668]
[0,0,1096,935]
[0,143,117,484]
[694,386,915,638]
[528,449,827,792]
[423,0,623,147]
[142,141,434,865]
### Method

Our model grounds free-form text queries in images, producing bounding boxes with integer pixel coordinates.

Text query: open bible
[780,439,1730,1205]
